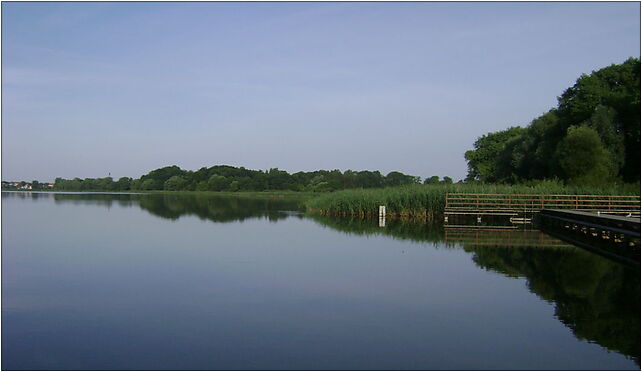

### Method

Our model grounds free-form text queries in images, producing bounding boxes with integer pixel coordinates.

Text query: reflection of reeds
[307,213,450,246]
[305,183,641,221]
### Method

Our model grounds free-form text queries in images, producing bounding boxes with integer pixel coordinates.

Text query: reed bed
[304,181,641,221]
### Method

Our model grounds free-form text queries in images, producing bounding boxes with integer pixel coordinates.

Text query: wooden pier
[443,193,641,262]
[445,193,641,217]
[537,209,640,264]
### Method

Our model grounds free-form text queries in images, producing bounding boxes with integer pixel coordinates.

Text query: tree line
[465,57,640,186]
[51,166,457,192]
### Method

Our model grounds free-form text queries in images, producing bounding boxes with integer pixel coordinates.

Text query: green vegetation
[304,181,640,220]
[465,57,640,185]
[51,166,433,193]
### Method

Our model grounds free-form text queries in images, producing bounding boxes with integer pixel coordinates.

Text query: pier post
[379,205,386,227]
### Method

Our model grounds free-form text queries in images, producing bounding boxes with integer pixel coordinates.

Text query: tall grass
[304,181,641,221]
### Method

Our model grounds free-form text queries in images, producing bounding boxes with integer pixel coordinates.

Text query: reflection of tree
[311,216,640,365]
[50,193,136,208]
[43,192,306,223]
[466,245,640,365]
[137,194,305,223]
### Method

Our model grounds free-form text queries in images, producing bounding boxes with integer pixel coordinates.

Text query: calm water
[2,192,639,370]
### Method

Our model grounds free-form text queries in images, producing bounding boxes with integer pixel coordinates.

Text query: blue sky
[2,2,640,182]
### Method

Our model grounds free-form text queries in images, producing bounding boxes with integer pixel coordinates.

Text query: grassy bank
[304,181,641,221]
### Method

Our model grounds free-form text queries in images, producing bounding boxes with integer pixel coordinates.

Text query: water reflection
[310,214,640,365]
[465,242,640,365]
[308,214,447,245]
[42,192,306,223]
[140,194,306,223]
[3,192,640,366]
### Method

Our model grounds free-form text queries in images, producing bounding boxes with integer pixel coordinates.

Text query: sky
[2,2,640,182]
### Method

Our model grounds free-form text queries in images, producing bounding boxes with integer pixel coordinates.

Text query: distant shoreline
[1,189,318,199]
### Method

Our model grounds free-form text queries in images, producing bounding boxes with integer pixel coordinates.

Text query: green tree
[195,181,209,191]
[141,179,157,190]
[228,180,240,191]
[95,177,114,191]
[583,105,625,174]
[558,58,640,181]
[130,179,142,190]
[208,175,229,191]
[465,127,525,182]
[556,126,616,185]
[385,171,418,186]
[115,177,132,191]
[164,175,187,191]
[424,176,440,184]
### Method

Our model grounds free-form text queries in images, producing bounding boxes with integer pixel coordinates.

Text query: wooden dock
[445,193,641,217]
[538,209,640,264]
[444,193,640,227]
[443,193,641,263]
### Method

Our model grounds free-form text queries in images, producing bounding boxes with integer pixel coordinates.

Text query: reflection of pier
[538,209,640,264]
[444,228,574,248]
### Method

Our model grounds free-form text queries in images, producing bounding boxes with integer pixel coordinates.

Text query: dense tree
[465,58,640,185]
[141,179,157,190]
[115,177,132,191]
[51,165,425,192]
[385,171,420,186]
[556,126,616,185]
[424,176,440,184]
[164,175,187,191]
[208,175,229,191]
[465,127,525,182]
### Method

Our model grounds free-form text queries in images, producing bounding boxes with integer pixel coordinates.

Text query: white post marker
[379,205,386,227]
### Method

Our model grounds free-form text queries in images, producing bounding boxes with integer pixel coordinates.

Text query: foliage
[465,127,525,182]
[52,165,433,193]
[424,176,440,184]
[164,175,187,191]
[556,126,616,185]
[465,58,640,184]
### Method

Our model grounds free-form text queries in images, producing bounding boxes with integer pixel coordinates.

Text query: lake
[2,192,639,370]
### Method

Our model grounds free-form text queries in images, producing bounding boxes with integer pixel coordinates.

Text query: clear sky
[2,2,640,182]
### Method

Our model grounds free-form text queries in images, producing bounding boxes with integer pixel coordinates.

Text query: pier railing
[445,193,641,215]
[444,228,574,248]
